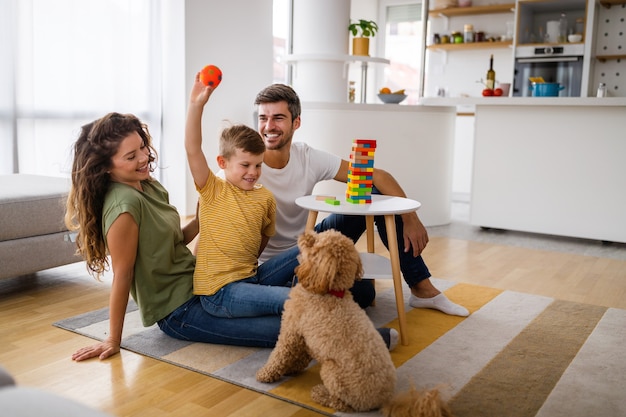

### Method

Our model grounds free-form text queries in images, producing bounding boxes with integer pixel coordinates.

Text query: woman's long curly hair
[64,112,157,279]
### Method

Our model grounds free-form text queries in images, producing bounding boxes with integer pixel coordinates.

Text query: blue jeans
[198,248,299,318]
[316,209,431,301]
[158,296,281,347]
[157,247,299,348]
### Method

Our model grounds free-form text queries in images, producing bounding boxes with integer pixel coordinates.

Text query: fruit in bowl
[378,87,407,104]
[378,94,407,104]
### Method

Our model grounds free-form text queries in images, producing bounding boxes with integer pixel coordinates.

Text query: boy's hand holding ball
[199,65,222,88]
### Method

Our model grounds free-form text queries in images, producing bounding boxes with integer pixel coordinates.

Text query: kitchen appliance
[530,82,564,97]
[513,44,584,97]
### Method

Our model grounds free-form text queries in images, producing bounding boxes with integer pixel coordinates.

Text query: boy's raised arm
[185,73,214,189]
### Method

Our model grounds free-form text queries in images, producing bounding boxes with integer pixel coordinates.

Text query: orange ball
[199,65,222,88]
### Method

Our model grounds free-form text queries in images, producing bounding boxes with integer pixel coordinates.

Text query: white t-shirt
[258,142,341,262]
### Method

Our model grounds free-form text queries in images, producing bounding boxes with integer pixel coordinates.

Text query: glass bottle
[597,83,607,98]
[486,54,496,90]
[558,13,568,43]
[575,18,584,35]
[348,81,356,103]
[464,24,474,43]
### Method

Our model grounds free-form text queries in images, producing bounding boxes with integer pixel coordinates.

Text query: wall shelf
[284,54,389,66]
[427,40,513,52]
[429,3,515,18]
[284,54,390,103]
[596,54,626,62]
[599,0,626,7]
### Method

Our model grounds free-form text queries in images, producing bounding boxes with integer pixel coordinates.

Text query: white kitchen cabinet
[469,99,626,243]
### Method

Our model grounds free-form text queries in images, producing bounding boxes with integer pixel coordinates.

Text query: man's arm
[333,159,429,256]
[334,159,405,197]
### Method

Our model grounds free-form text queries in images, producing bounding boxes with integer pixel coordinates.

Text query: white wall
[161,0,274,215]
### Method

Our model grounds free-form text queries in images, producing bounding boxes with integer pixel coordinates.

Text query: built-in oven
[513,44,584,97]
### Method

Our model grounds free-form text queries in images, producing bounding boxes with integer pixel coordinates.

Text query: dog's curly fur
[256,230,452,416]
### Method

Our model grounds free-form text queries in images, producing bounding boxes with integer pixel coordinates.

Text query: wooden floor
[1,234,625,416]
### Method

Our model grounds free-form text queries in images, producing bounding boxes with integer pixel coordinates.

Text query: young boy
[185,72,293,320]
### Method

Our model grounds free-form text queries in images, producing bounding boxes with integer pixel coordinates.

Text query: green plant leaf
[348,19,378,38]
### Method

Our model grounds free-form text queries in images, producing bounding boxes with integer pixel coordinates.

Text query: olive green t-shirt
[103,180,195,326]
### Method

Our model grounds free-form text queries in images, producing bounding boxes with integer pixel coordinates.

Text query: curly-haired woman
[65,112,297,361]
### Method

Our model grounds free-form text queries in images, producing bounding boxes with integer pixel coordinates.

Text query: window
[378,1,425,104]
[273,0,291,84]
[1,0,162,177]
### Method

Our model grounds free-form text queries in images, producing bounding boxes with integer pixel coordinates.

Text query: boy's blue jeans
[198,248,299,318]
[158,246,299,348]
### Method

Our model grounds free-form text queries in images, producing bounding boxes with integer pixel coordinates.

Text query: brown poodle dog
[256,230,452,416]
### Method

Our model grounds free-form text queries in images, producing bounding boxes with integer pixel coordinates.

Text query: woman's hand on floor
[71,338,120,361]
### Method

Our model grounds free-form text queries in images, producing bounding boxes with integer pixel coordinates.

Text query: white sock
[409,293,469,317]
[389,328,399,351]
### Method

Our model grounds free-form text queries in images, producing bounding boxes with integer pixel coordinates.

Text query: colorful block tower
[346,139,376,204]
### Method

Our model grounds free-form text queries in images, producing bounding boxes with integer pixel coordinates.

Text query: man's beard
[264,132,291,151]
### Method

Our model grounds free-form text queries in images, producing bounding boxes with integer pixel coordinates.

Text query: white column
[291,0,350,103]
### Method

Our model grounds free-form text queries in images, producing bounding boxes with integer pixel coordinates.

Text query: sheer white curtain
[0,0,17,173]
[1,0,162,178]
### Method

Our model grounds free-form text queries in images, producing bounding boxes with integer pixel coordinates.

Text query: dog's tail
[381,386,453,417]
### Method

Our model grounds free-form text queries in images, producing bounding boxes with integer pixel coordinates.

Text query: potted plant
[348,19,378,56]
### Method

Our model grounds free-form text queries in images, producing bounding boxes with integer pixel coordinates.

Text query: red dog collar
[328,289,345,298]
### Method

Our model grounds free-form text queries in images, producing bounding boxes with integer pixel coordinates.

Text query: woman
[65,112,298,361]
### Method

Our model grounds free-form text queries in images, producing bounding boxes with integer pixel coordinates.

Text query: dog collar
[328,289,345,298]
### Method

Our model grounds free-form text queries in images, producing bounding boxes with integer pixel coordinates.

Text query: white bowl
[378,94,407,104]
[568,34,582,43]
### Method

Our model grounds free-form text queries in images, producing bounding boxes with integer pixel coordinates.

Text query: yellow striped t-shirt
[193,172,276,295]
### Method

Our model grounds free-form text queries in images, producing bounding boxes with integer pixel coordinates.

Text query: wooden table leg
[365,216,375,253]
[305,210,318,232]
[384,214,408,346]
[365,216,376,306]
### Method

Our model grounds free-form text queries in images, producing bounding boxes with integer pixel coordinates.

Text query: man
[254,83,468,317]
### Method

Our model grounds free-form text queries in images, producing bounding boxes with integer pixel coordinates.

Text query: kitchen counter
[420,97,626,111]
[306,101,456,112]
[462,99,626,243]
[295,102,456,226]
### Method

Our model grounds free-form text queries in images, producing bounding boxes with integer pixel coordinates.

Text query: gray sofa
[0,174,81,280]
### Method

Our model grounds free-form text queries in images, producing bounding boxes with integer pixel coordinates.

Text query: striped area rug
[53,279,626,417]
